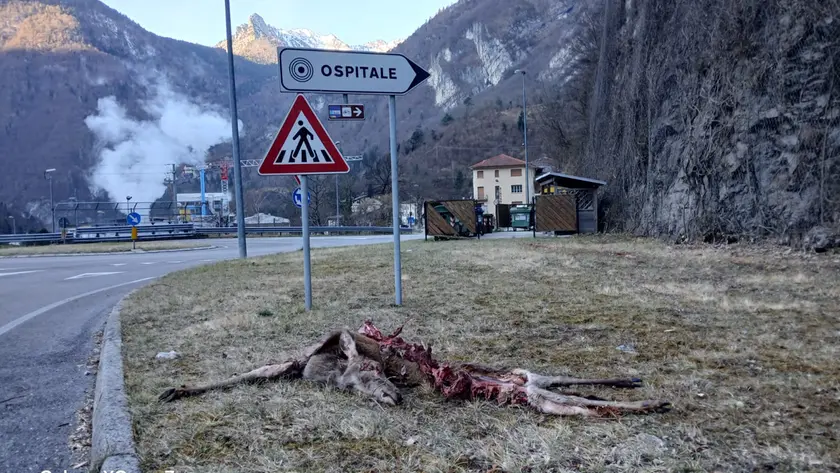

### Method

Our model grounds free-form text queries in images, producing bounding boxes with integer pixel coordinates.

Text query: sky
[101,0,458,46]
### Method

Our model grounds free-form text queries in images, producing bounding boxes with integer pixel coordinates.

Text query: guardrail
[1,224,412,245]
[195,226,411,235]
[74,224,195,237]
[0,233,66,244]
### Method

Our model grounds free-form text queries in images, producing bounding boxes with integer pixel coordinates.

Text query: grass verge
[0,240,209,256]
[121,235,840,472]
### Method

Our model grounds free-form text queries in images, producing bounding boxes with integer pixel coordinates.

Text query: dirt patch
[120,235,840,472]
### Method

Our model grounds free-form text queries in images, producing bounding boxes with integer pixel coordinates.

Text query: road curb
[90,294,142,473]
[0,244,217,259]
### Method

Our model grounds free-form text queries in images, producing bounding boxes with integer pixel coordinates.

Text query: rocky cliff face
[574,0,840,244]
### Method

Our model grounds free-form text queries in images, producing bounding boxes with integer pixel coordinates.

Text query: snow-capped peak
[221,13,399,63]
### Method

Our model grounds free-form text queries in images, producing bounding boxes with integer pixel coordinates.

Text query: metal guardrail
[0,233,66,244]
[195,226,411,235]
[1,225,412,245]
[75,224,194,235]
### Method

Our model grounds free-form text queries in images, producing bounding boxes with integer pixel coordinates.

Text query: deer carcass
[159,320,671,417]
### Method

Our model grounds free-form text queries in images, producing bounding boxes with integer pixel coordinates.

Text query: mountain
[214,14,400,65]
[1,0,837,245]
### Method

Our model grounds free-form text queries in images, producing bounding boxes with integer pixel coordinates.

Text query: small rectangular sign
[328,104,365,121]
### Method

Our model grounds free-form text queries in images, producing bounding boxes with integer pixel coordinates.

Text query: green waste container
[510,205,531,230]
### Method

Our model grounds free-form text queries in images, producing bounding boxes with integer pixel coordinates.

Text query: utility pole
[44,168,56,232]
[169,163,178,222]
[224,0,247,258]
[514,69,530,203]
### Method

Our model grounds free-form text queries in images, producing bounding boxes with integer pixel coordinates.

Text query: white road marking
[0,270,43,277]
[0,276,158,337]
[65,272,125,280]
[111,263,127,267]
[168,261,183,264]
[201,259,216,262]
[141,262,156,265]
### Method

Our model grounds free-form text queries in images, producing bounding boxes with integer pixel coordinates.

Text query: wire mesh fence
[53,200,233,227]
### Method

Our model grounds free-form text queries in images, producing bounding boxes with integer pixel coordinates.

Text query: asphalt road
[0,235,422,473]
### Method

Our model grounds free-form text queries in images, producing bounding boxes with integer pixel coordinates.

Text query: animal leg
[526,385,671,417]
[158,360,302,402]
[512,369,643,389]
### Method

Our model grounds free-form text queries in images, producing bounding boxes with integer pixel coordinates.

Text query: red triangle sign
[258,94,349,176]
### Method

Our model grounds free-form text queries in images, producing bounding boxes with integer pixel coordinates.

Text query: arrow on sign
[352,105,363,117]
[279,48,430,96]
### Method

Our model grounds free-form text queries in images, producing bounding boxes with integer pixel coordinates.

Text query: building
[470,154,540,210]
[175,192,231,221]
[535,172,607,233]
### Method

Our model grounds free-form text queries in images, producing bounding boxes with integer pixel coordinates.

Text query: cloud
[84,82,243,212]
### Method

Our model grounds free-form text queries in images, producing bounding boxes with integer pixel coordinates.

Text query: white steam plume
[84,83,242,212]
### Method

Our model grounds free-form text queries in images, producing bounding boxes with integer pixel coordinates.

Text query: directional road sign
[259,94,349,176]
[127,212,141,226]
[328,104,365,121]
[278,48,431,95]
[292,187,311,208]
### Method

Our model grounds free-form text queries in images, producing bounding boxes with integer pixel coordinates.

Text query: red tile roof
[470,154,531,169]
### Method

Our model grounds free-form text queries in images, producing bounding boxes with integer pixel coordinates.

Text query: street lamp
[514,69,530,204]
[8,216,15,235]
[44,168,56,232]
[334,141,342,226]
[126,196,132,217]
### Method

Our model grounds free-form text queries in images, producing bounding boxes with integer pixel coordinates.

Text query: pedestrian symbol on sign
[292,120,317,161]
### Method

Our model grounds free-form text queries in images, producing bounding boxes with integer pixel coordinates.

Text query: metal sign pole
[301,175,312,310]
[388,95,402,306]
[335,93,349,227]
[224,0,247,259]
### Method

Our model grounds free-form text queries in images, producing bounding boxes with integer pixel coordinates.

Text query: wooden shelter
[534,172,606,233]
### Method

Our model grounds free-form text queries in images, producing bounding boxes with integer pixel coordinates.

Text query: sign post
[127,212,141,250]
[257,93,349,310]
[388,96,402,304]
[276,47,430,307]
[300,175,311,310]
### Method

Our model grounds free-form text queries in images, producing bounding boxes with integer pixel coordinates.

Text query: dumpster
[510,205,531,230]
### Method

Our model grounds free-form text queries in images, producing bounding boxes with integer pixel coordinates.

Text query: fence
[53,201,185,227]
[495,204,512,228]
[534,195,577,233]
[423,200,480,239]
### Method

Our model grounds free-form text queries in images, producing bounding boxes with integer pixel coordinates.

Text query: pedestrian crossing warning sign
[258,94,349,176]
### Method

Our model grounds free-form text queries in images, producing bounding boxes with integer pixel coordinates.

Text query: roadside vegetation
[0,240,208,256]
[120,236,839,472]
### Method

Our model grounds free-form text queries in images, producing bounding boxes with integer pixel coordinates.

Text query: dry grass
[0,240,208,255]
[120,235,840,473]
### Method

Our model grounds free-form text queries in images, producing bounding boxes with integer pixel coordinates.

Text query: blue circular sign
[292,188,311,208]
[127,212,142,226]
